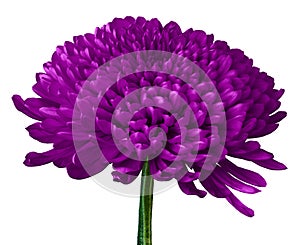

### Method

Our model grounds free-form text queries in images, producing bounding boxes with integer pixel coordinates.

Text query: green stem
[137,160,154,245]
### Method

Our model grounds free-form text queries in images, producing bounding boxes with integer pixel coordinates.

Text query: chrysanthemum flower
[12,16,286,219]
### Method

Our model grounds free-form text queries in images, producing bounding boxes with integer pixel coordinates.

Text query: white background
[0,0,299,244]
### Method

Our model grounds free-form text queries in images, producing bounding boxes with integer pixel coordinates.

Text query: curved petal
[201,173,231,198]
[112,159,143,175]
[67,163,90,179]
[26,123,55,143]
[24,148,69,166]
[12,95,44,120]
[230,148,273,161]
[213,166,261,194]
[268,111,287,124]
[112,171,139,184]
[253,159,287,170]
[178,181,207,198]
[226,193,254,217]
[219,158,267,187]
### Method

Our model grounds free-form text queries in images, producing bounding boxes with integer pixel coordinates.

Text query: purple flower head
[12,16,287,217]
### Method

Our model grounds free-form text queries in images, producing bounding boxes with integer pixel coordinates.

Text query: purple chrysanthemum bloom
[12,16,286,217]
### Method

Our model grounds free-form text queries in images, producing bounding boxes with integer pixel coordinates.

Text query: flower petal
[214,166,260,194]
[268,111,287,124]
[67,163,90,179]
[12,95,44,120]
[230,148,273,161]
[26,123,55,143]
[24,148,68,166]
[178,181,207,198]
[112,171,139,184]
[253,159,287,170]
[226,193,254,217]
[201,174,231,198]
[219,158,267,187]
